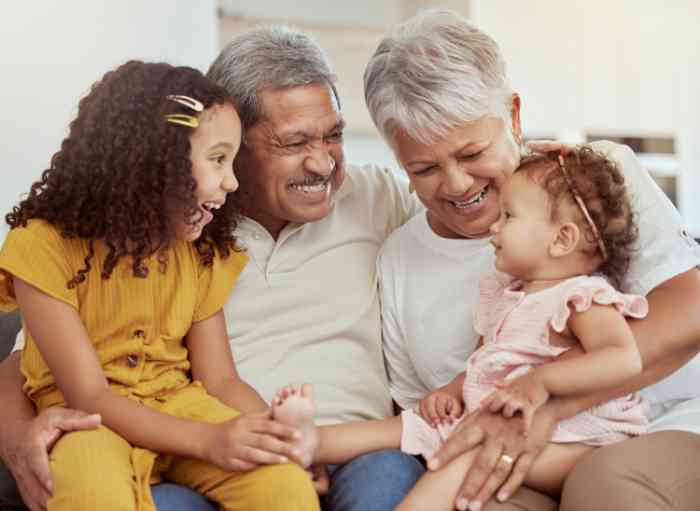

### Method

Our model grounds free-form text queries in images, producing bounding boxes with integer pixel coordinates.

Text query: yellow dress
[0,219,319,511]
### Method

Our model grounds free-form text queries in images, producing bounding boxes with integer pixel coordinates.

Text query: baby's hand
[481,372,550,433]
[418,389,463,428]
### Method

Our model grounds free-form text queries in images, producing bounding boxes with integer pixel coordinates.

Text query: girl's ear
[549,222,580,258]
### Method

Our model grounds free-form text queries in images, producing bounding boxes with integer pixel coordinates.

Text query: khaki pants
[483,431,700,511]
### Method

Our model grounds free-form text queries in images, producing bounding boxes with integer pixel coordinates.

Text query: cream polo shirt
[380,141,700,431]
[223,163,422,426]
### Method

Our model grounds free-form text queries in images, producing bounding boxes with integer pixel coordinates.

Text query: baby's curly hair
[517,146,638,288]
[7,60,240,288]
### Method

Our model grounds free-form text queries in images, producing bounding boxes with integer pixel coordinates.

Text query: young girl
[272,146,649,510]
[0,61,318,511]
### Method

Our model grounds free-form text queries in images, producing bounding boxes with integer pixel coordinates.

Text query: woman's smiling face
[392,106,522,240]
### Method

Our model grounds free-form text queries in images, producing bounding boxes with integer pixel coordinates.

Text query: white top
[380,141,700,432]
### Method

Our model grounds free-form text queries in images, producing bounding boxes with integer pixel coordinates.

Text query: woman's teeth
[451,186,488,209]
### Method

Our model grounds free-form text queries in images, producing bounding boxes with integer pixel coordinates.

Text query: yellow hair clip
[165,114,199,128]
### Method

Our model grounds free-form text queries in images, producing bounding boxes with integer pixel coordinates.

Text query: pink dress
[401,273,649,458]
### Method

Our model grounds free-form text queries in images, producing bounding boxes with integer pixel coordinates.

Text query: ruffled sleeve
[193,248,248,322]
[474,271,516,335]
[550,276,648,333]
[0,220,79,312]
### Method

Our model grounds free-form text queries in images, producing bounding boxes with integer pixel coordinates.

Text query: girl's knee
[248,464,319,511]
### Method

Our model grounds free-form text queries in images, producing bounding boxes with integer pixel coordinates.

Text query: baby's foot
[272,383,318,468]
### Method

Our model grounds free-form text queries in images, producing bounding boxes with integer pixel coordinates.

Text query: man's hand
[418,388,464,427]
[427,404,558,511]
[480,373,550,432]
[0,407,101,511]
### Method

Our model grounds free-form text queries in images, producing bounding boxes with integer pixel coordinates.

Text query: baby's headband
[557,154,608,261]
[164,94,203,128]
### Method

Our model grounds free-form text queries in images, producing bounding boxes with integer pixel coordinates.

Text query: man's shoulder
[343,161,405,196]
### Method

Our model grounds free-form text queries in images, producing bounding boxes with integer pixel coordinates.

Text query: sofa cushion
[0,311,21,361]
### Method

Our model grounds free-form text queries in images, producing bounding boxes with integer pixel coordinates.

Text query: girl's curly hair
[517,146,638,288]
[6,60,241,288]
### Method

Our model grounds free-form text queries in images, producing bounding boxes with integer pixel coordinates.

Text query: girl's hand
[526,139,577,155]
[481,373,550,433]
[204,409,302,472]
[427,403,559,511]
[418,388,463,427]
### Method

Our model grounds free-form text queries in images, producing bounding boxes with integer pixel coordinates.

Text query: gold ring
[500,454,515,465]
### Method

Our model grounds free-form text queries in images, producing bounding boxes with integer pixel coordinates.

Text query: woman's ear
[549,222,580,258]
[510,93,522,141]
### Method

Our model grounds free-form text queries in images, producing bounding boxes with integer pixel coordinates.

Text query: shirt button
[253,232,262,240]
[126,354,139,368]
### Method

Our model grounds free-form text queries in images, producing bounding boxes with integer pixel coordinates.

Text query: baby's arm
[484,304,642,428]
[15,277,298,472]
[417,372,465,427]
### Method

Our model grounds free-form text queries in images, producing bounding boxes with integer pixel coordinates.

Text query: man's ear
[549,222,580,258]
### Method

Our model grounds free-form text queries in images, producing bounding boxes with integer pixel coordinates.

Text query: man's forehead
[256,83,341,131]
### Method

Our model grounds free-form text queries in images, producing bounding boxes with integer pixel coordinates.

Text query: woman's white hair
[364,9,513,146]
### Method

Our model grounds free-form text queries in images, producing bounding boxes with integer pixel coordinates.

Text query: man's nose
[304,145,335,176]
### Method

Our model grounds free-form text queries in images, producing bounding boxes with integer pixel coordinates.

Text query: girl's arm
[14,277,298,471]
[313,416,403,465]
[186,310,267,413]
[483,303,642,427]
[538,302,642,395]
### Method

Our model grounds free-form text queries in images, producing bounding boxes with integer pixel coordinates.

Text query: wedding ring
[500,454,515,465]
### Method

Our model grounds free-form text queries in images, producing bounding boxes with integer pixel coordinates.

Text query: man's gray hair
[364,10,513,146]
[207,25,339,129]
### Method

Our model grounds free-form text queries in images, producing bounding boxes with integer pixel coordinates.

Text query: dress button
[253,232,262,240]
[126,354,139,368]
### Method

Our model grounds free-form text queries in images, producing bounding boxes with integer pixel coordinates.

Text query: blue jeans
[324,449,425,511]
[151,483,215,511]
[150,449,424,511]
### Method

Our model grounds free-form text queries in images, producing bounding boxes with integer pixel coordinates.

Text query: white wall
[478,1,700,234]
[0,0,218,240]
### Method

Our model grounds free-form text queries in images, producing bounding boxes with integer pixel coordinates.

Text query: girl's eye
[504,211,512,220]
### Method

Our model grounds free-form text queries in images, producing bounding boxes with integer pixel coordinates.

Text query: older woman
[365,10,700,511]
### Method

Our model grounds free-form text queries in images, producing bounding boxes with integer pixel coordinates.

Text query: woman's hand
[0,407,101,511]
[480,372,550,432]
[418,387,464,427]
[428,402,559,510]
[526,140,577,155]
[203,409,303,472]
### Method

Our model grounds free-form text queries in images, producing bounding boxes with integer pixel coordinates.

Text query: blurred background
[1,0,698,240]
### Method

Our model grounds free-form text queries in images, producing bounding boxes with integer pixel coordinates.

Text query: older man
[0,26,424,511]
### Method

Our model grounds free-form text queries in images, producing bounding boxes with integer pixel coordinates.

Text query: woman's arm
[186,310,267,413]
